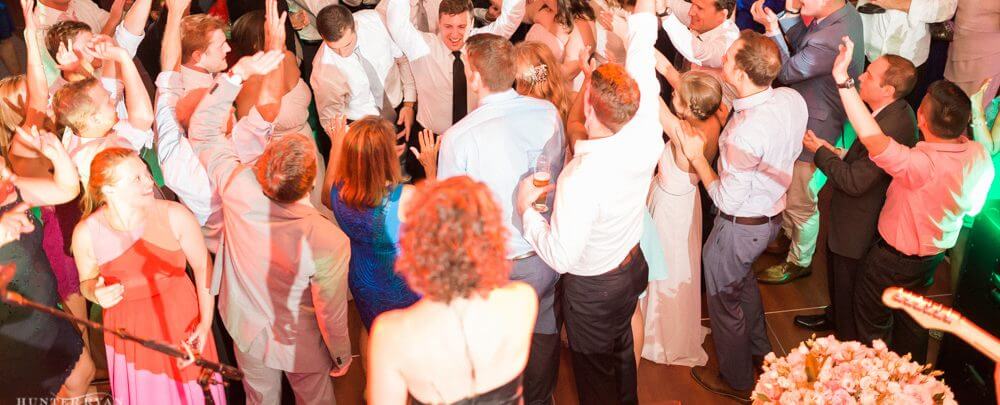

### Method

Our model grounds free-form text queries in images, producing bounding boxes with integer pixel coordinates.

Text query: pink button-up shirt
[871,137,995,256]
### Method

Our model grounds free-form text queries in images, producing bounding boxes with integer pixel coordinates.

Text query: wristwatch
[837,78,855,89]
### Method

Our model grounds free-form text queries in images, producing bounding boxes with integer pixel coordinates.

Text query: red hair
[396,177,510,302]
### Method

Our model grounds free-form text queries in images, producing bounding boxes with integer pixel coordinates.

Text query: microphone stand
[1,289,242,404]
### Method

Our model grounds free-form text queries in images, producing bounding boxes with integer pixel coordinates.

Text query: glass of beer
[532,155,551,213]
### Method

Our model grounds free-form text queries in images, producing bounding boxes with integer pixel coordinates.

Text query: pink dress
[83,203,226,404]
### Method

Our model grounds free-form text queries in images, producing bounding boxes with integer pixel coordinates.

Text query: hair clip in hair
[526,64,549,84]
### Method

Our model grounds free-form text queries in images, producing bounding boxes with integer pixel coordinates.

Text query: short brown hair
[677,71,723,121]
[922,80,971,140]
[45,20,91,58]
[181,14,227,64]
[335,117,402,209]
[713,0,737,16]
[397,176,510,302]
[879,55,917,100]
[316,5,355,42]
[439,0,474,17]
[465,34,515,92]
[52,77,100,135]
[253,133,318,203]
[733,30,781,87]
[588,63,640,132]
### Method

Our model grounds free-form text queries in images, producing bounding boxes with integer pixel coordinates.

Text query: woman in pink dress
[72,148,225,404]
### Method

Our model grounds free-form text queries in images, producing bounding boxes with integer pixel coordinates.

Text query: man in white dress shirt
[386,0,524,179]
[856,0,956,105]
[311,5,417,140]
[438,33,565,405]
[515,0,662,401]
[676,30,807,402]
[661,0,738,70]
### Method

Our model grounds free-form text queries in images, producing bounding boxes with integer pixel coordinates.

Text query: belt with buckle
[719,212,780,225]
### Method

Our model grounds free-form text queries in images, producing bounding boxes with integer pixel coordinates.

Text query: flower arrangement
[752,335,956,404]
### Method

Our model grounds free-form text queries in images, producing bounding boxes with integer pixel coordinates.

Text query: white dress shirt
[154,72,272,250]
[661,13,739,69]
[376,0,440,33]
[311,10,417,126]
[521,13,663,276]
[859,0,957,67]
[190,75,352,373]
[386,0,525,134]
[438,89,566,258]
[707,87,808,218]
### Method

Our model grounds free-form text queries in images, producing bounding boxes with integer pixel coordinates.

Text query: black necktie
[452,50,468,124]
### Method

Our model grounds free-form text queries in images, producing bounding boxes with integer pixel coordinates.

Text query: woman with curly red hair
[366,176,538,404]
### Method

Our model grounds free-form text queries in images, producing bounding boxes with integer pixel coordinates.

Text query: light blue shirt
[437,89,565,258]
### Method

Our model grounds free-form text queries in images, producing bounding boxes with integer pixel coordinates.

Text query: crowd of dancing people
[0,0,998,403]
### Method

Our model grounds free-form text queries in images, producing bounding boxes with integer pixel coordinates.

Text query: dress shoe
[691,366,752,404]
[757,262,811,284]
[794,313,834,331]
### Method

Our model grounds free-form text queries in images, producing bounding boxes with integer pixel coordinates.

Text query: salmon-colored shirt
[871,137,995,256]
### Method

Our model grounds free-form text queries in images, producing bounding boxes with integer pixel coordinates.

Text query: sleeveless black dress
[0,196,83,400]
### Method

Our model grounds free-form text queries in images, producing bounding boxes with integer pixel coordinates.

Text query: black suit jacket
[815,98,918,259]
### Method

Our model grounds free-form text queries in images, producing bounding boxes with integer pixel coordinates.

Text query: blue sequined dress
[330,183,420,329]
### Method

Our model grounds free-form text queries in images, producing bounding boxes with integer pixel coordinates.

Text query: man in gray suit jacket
[793,55,919,336]
[751,0,864,284]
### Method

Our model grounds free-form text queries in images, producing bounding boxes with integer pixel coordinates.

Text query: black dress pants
[561,245,648,405]
[854,239,944,364]
[827,246,863,341]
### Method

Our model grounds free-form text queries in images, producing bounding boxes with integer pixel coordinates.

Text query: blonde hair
[81,147,135,217]
[513,42,571,122]
[676,71,722,121]
[0,76,25,154]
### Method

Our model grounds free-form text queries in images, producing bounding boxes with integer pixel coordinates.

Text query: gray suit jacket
[814,99,918,259]
[772,5,865,162]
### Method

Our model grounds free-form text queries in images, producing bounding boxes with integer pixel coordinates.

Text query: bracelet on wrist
[786,8,801,14]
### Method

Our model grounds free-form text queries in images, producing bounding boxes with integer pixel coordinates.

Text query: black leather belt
[877,239,937,260]
[719,212,780,225]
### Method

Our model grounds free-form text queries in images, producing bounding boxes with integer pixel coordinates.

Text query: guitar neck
[955,318,1000,363]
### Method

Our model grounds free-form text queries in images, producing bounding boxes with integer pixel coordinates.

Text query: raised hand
[264,0,288,52]
[832,36,854,83]
[21,0,38,34]
[409,129,441,176]
[83,34,128,62]
[750,0,779,34]
[231,50,285,78]
[163,0,191,14]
